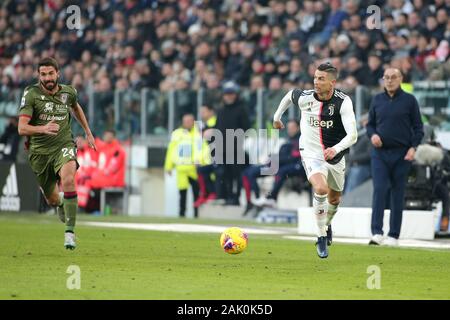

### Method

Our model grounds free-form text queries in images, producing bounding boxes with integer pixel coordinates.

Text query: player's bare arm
[72,102,97,150]
[18,116,59,136]
[273,89,295,129]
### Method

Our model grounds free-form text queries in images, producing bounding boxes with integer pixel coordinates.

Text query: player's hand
[371,134,383,148]
[404,147,416,161]
[324,147,337,161]
[273,120,284,129]
[86,132,97,151]
[42,119,59,135]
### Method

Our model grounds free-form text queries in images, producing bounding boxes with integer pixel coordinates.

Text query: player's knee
[314,186,328,196]
[329,197,341,206]
[61,175,75,190]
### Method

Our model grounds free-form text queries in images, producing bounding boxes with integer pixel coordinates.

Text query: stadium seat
[100,187,129,215]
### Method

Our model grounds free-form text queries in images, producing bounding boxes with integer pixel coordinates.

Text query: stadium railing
[3,83,449,146]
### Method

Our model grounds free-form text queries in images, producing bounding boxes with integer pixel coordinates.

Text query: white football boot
[368,234,384,245]
[382,236,399,246]
[64,232,76,250]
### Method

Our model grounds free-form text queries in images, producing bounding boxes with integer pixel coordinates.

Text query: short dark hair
[38,57,59,72]
[317,62,338,80]
[201,105,215,111]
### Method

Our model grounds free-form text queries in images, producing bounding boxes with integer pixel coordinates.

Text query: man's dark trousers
[371,147,412,239]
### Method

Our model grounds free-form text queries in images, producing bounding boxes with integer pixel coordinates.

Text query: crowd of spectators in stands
[0,0,448,102]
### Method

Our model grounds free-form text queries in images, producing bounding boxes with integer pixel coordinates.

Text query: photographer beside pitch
[367,68,424,246]
[272,63,357,258]
[18,57,96,250]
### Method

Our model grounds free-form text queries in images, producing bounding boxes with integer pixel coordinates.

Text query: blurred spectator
[252,120,306,208]
[346,56,371,85]
[75,135,98,187]
[428,141,450,232]
[367,51,385,87]
[76,130,125,213]
[264,76,286,128]
[94,75,114,132]
[287,58,308,84]
[354,33,372,63]
[195,105,218,208]
[0,74,15,100]
[87,130,126,189]
[214,81,251,205]
[262,57,278,85]
[314,0,349,45]
[298,0,317,38]
[76,135,99,211]
[248,74,265,123]
[286,38,310,63]
[333,33,352,60]
[0,116,20,162]
[165,114,210,218]
[424,14,445,40]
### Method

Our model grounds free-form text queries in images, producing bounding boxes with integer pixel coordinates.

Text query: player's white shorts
[301,157,346,192]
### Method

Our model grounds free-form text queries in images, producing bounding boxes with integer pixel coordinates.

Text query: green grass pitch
[1,213,449,300]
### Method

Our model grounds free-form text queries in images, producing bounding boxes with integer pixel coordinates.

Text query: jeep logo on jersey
[44,102,54,113]
[309,117,334,128]
[60,93,68,104]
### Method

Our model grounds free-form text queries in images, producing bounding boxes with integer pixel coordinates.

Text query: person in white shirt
[272,62,357,258]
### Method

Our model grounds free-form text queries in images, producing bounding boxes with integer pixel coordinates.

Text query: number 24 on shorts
[62,147,76,158]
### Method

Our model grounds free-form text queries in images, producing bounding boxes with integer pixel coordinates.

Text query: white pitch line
[79,221,450,250]
[80,221,288,235]
[284,235,450,250]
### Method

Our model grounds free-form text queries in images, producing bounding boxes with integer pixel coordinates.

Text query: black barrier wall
[0,162,40,212]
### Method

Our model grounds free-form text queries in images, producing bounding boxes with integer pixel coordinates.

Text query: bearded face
[38,65,59,91]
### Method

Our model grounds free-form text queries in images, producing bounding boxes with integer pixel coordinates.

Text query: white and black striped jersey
[273,88,357,164]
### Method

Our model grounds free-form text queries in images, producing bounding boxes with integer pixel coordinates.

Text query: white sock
[58,192,64,207]
[313,193,328,237]
[327,203,339,226]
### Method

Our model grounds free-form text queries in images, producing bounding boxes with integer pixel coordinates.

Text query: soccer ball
[220,227,248,254]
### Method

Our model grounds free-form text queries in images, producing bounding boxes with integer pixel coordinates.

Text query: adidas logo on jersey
[0,164,20,211]
[309,117,334,129]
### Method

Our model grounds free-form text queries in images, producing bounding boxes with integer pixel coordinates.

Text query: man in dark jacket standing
[214,81,251,205]
[366,68,424,246]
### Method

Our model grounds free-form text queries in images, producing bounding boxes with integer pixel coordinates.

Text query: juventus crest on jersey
[274,88,357,165]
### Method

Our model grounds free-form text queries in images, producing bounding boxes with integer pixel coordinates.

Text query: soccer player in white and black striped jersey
[273,63,358,258]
